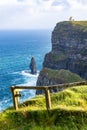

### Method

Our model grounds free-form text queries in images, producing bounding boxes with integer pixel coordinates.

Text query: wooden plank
[14,89,22,92]
[13,86,47,90]
[15,91,19,110]
[10,81,87,110]
[44,88,51,110]
[11,87,19,110]
[48,81,87,89]
[11,81,87,90]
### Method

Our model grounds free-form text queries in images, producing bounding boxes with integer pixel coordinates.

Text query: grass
[0,85,87,130]
[54,20,87,32]
[41,68,83,83]
[71,21,87,27]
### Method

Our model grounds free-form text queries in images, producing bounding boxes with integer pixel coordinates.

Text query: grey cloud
[52,0,70,8]
[17,0,26,2]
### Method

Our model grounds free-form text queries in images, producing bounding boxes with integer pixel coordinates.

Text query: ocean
[0,30,51,111]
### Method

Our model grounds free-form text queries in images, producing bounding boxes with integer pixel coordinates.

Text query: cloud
[77,0,87,5]
[52,0,70,7]
[17,0,24,1]
[67,0,87,8]
[0,0,87,29]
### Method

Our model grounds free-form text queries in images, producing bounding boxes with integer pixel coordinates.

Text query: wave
[12,70,39,86]
[12,71,21,74]
[13,70,39,102]
[12,70,39,77]
[0,69,39,111]
[21,70,39,78]
[0,98,12,111]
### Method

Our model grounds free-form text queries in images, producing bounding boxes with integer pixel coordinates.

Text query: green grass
[71,21,87,27]
[41,68,83,83]
[55,21,87,32]
[71,21,87,32]
[1,85,87,130]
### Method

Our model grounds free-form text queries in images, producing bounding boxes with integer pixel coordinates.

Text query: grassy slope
[41,68,83,83]
[0,85,87,130]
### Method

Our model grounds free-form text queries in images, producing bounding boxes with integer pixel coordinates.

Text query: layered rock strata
[36,21,87,94]
[43,21,87,79]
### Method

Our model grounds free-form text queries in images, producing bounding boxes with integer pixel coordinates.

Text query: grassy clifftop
[55,21,87,30]
[71,21,87,27]
[36,68,84,90]
[0,84,87,130]
[44,20,87,80]
[41,68,83,82]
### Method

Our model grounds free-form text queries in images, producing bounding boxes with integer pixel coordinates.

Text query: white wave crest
[12,70,39,77]
[12,71,20,74]
[10,69,40,104]
[15,70,39,86]
[21,70,39,78]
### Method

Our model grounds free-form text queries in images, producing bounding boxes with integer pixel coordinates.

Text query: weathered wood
[48,81,87,89]
[11,86,19,110]
[15,91,19,110]
[14,89,22,92]
[44,88,51,110]
[10,81,87,110]
[11,81,87,90]
[15,93,21,97]
[13,86,47,90]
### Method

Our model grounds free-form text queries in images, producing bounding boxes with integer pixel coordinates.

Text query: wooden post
[44,88,51,110]
[15,91,19,108]
[11,86,19,110]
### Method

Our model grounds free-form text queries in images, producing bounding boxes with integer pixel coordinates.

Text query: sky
[0,0,87,29]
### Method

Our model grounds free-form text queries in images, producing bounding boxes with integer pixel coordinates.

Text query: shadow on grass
[1,108,87,130]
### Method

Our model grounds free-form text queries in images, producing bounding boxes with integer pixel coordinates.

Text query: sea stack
[30,57,37,74]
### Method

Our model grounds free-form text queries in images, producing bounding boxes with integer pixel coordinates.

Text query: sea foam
[14,70,39,102]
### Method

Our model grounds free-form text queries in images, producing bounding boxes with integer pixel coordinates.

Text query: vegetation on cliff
[54,21,87,33]
[71,21,87,30]
[36,68,84,94]
[43,21,87,79]
[40,68,83,81]
[0,85,87,130]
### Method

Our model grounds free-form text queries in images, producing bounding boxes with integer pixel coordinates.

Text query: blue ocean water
[0,30,51,111]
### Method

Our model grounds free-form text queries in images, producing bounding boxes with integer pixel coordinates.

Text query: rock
[43,21,87,79]
[29,57,37,74]
[36,20,87,95]
[36,68,84,94]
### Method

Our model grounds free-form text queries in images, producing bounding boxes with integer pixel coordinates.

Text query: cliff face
[43,21,87,79]
[36,68,83,94]
[36,21,87,94]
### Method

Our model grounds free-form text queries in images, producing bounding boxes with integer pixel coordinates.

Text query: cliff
[36,68,83,94]
[43,21,87,79]
[36,21,87,94]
